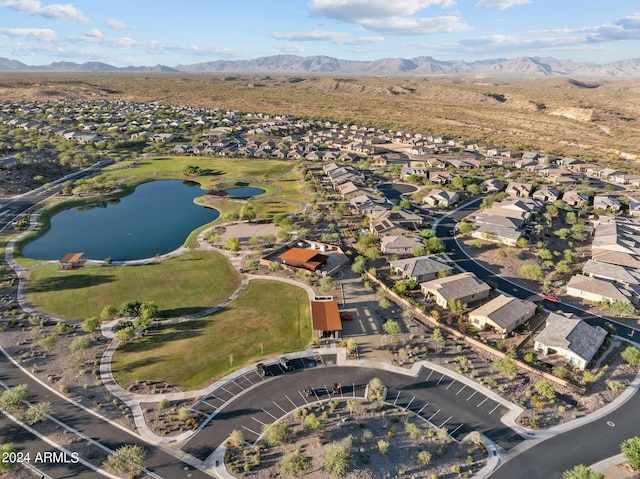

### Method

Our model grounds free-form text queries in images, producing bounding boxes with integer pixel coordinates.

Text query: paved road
[436,198,640,341]
[0,159,114,233]
[489,388,640,479]
[0,412,97,479]
[182,363,522,461]
[0,351,211,479]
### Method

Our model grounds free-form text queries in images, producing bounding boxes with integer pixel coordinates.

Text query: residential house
[565,274,635,305]
[423,189,460,208]
[582,259,640,287]
[593,196,621,212]
[562,190,589,208]
[390,255,453,283]
[368,210,423,237]
[400,166,429,180]
[629,202,640,217]
[0,156,20,169]
[350,194,391,214]
[534,312,607,370]
[380,235,425,255]
[420,272,491,308]
[480,179,505,193]
[279,248,328,272]
[429,171,454,185]
[505,182,533,197]
[468,295,536,336]
[532,188,560,203]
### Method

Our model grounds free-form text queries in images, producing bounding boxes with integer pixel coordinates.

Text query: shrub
[70,336,92,352]
[322,442,354,476]
[378,439,389,454]
[280,450,311,478]
[417,450,432,465]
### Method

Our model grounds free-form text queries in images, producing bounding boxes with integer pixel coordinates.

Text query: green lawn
[26,250,240,321]
[111,279,311,390]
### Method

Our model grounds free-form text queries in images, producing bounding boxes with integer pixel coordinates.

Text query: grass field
[26,250,240,321]
[111,279,311,390]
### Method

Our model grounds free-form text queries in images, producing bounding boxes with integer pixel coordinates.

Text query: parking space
[384,366,508,443]
[190,354,333,418]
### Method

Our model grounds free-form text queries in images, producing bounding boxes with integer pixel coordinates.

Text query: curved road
[431,198,640,476]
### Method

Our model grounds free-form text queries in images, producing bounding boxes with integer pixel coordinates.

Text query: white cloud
[104,18,129,30]
[0,27,58,42]
[586,14,640,42]
[308,0,456,22]
[270,30,383,45]
[474,0,532,10]
[361,16,471,35]
[275,43,305,54]
[85,28,102,38]
[0,0,89,23]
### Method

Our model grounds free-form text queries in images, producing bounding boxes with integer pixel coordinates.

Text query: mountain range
[1,55,640,78]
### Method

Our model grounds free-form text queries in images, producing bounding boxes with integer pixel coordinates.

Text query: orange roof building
[279,247,328,272]
[59,252,87,270]
[311,300,342,339]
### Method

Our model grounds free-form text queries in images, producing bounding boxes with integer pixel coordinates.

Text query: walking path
[5,209,640,478]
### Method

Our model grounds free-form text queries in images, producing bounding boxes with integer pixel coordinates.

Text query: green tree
[228,429,245,448]
[240,205,256,222]
[351,255,367,274]
[322,441,354,476]
[0,384,28,412]
[368,378,385,401]
[115,326,135,342]
[534,381,556,400]
[0,444,18,474]
[36,335,55,351]
[538,249,553,261]
[24,401,52,425]
[518,264,544,283]
[621,346,640,366]
[319,276,333,294]
[226,237,241,253]
[280,450,311,478]
[383,319,402,335]
[303,413,324,432]
[103,444,147,478]
[493,356,517,380]
[561,464,604,479]
[621,436,640,470]
[457,222,473,235]
[70,336,91,352]
[404,422,422,439]
[83,316,101,336]
[100,305,118,320]
[378,439,390,454]
[417,450,432,465]
[262,422,290,446]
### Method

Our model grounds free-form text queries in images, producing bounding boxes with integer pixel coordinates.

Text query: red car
[340,313,353,321]
[541,293,561,303]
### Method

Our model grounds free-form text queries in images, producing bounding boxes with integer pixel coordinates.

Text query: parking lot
[181,363,523,462]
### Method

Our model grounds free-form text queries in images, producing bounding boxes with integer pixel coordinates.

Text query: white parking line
[436,374,446,385]
[428,409,440,421]
[450,424,464,435]
[273,401,287,414]
[439,416,452,428]
[456,385,466,395]
[406,396,416,410]
[477,397,489,408]
[417,402,429,415]
[241,425,260,437]
[201,400,218,410]
[262,408,277,420]
[285,395,298,408]
[221,386,234,395]
[232,379,245,390]
[298,390,310,403]
[251,416,266,426]
[393,391,401,405]
[445,379,456,390]
[489,403,501,415]
[243,374,255,385]
[466,391,478,401]
[426,369,434,381]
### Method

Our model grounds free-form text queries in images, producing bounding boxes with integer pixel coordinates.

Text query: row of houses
[389,257,606,370]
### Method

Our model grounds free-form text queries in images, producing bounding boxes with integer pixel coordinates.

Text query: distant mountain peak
[0,55,638,78]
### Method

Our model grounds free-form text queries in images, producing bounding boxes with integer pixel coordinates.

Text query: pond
[22,180,219,261]
[225,186,266,198]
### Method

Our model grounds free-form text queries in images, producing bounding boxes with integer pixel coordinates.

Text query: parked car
[256,363,271,377]
[541,293,561,303]
[340,313,353,321]
[279,357,293,371]
[303,386,314,397]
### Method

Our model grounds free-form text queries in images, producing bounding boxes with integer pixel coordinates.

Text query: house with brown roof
[279,248,328,272]
[420,272,491,308]
[59,253,87,270]
[311,299,342,340]
[468,294,536,336]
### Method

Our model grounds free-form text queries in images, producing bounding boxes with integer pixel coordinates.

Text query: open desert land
[1,73,639,169]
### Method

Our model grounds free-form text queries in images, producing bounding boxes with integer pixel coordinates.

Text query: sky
[0,0,639,66]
